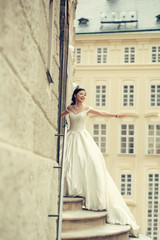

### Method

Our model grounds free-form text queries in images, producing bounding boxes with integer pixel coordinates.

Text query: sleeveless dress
[63,107,140,237]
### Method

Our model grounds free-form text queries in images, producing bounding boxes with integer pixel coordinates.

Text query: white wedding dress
[63,107,140,237]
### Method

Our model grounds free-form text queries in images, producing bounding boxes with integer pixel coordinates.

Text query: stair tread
[63,209,107,220]
[62,223,130,239]
[63,197,84,203]
[129,235,152,240]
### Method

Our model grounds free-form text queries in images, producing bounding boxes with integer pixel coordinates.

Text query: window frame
[120,172,133,197]
[96,47,108,64]
[146,172,160,240]
[75,47,82,64]
[149,82,160,107]
[95,84,107,107]
[151,45,160,63]
[93,123,107,154]
[123,46,136,64]
[120,124,135,155]
[147,124,160,155]
[123,84,135,107]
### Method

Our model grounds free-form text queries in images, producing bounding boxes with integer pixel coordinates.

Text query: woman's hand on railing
[115,114,128,118]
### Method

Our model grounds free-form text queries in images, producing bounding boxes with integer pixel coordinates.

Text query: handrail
[57,122,68,240]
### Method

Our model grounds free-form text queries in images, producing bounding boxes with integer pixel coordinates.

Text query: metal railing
[48,122,68,240]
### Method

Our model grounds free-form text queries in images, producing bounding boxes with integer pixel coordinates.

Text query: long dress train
[63,107,140,237]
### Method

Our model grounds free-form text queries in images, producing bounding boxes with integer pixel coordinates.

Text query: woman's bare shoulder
[67,105,73,111]
[83,105,89,110]
[84,105,94,112]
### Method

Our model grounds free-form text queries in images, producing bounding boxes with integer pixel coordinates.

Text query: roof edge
[75,28,160,35]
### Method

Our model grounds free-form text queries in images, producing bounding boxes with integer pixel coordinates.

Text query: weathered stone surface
[0,53,58,155]
[0,54,35,150]
[19,0,49,64]
[0,143,58,240]
[33,105,57,159]
[0,0,59,126]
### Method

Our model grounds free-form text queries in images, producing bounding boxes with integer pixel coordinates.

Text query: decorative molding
[124,113,139,118]
[144,112,159,118]
[75,64,160,71]
[125,200,136,207]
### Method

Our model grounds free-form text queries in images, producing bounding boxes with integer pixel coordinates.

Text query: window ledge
[125,200,137,207]
[144,112,159,118]
[102,153,109,157]
[123,112,139,118]
[118,154,136,157]
[145,154,160,158]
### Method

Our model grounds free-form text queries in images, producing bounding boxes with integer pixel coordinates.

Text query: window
[151,46,160,63]
[97,47,107,64]
[121,174,132,196]
[93,124,107,153]
[148,125,160,155]
[146,173,159,240]
[95,85,106,107]
[124,47,135,63]
[150,84,160,107]
[78,17,89,25]
[120,124,135,154]
[123,84,134,106]
[75,48,81,64]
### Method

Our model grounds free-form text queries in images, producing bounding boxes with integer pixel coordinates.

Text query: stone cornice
[75,32,160,41]
[75,64,160,71]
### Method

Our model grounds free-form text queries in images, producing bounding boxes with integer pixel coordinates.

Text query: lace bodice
[66,107,92,132]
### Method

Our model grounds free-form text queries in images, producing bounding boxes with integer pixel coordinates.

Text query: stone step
[61,223,130,240]
[62,209,107,232]
[63,197,84,211]
[129,235,152,240]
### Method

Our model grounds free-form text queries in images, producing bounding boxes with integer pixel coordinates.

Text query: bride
[61,87,140,237]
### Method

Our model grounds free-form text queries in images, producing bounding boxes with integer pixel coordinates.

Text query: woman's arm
[61,110,69,119]
[89,108,127,118]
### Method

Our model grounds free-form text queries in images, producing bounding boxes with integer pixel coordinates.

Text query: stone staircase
[61,197,131,240]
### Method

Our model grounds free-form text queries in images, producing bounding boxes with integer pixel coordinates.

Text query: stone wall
[0,1,60,239]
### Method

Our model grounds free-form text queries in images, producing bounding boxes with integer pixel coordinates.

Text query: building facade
[74,1,160,239]
[0,0,77,240]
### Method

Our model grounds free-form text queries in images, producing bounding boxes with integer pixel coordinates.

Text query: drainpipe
[57,0,69,163]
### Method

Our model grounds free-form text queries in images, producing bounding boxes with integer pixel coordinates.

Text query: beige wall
[74,32,160,237]
[0,1,60,240]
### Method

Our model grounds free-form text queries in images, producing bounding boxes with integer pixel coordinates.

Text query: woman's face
[74,90,86,103]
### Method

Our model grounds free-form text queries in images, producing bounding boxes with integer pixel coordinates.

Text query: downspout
[57,0,69,159]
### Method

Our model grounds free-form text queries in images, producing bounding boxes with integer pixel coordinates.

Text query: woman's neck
[74,101,84,110]
[75,101,83,108]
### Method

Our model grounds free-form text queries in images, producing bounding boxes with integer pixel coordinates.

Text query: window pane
[123,84,134,107]
[147,173,159,239]
[95,85,106,107]
[148,125,160,155]
[124,47,135,63]
[93,124,107,153]
[75,48,81,64]
[121,173,132,196]
[121,124,134,154]
[97,47,107,63]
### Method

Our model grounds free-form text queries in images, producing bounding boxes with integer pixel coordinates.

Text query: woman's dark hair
[71,87,86,105]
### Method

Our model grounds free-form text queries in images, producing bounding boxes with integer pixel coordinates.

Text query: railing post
[48,122,68,240]
[57,123,68,240]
